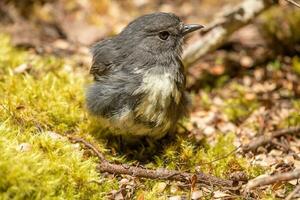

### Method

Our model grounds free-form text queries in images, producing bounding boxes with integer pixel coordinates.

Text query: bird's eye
[158,31,170,40]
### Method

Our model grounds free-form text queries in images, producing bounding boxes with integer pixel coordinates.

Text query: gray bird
[86,12,203,140]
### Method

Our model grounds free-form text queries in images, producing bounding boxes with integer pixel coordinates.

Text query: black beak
[182,24,204,36]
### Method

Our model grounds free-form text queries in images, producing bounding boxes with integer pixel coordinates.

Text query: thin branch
[242,126,300,152]
[199,146,241,165]
[246,169,300,190]
[285,0,300,8]
[69,137,108,163]
[183,0,277,68]
[70,137,233,187]
[96,162,233,187]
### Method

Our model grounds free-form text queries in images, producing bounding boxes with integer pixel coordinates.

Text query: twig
[285,0,300,8]
[70,137,233,187]
[271,138,290,152]
[242,126,300,152]
[246,169,300,190]
[182,0,277,67]
[69,137,107,163]
[178,122,190,133]
[96,162,232,187]
[199,146,241,165]
[285,184,300,200]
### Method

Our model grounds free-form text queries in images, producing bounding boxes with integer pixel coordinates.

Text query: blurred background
[1,0,237,46]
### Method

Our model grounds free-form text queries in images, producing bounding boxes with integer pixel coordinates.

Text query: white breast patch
[133,71,181,128]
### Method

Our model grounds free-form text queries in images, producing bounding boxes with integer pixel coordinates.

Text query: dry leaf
[169,195,181,200]
[45,131,65,140]
[154,182,167,193]
[191,190,203,200]
[213,190,230,198]
[14,63,30,74]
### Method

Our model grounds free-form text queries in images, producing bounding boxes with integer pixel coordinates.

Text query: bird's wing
[89,39,118,78]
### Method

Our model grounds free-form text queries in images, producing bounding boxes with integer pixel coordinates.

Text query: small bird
[86,12,204,140]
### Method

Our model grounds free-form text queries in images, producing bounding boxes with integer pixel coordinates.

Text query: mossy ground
[1,31,300,199]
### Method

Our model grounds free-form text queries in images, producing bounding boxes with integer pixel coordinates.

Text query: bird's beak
[182,24,204,36]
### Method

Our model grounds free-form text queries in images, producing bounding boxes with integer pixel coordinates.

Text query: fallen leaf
[169,196,181,200]
[191,190,203,200]
[154,182,167,193]
[14,63,30,74]
[170,184,179,194]
[209,65,225,75]
[213,190,230,198]
[45,131,65,140]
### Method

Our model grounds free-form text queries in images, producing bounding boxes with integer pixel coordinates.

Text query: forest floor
[0,0,300,199]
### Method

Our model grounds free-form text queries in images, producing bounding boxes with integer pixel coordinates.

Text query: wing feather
[90,39,118,78]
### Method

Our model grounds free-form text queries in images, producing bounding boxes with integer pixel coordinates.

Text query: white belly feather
[133,72,181,133]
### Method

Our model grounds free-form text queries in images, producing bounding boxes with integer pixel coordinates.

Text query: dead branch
[97,161,232,187]
[182,0,277,68]
[285,0,300,8]
[242,126,300,153]
[246,169,300,190]
[70,137,233,187]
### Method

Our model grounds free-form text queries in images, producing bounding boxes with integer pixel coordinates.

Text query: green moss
[0,124,119,200]
[223,97,258,123]
[0,33,119,199]
[219,82,259,123]
[152,133,264,179]
[194,133,263,178]
[139,181,170,200]
[281,100,300,127]
[0,34,86,134]
[198,91,212,110]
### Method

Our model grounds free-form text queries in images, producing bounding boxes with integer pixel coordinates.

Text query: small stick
[246,169,300,190]
[69,137,108,163]
[242,126,300,152]
[182,0,277,67]
[285,0,300,8]
[97,162,232,187]
[285,184,300,200]
[70,137,233,187]
[199,146,241,165]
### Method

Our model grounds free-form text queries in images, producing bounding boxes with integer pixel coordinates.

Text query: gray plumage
[86,12,203,139]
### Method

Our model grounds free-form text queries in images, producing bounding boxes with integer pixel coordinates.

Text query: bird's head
[118,12,204,57]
